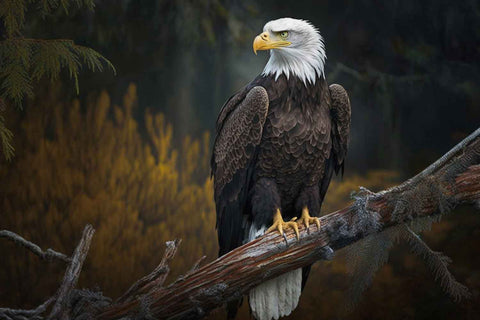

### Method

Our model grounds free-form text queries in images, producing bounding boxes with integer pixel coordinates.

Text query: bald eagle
[211,18,351,320]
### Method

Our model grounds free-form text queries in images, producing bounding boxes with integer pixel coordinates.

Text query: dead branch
[116,239,182,304]
[188,255,207,275]
[0,230,71,263]
[0,226,95,320]
[0,296,55,320]
[98,128,480,320]
[48,225,95,320]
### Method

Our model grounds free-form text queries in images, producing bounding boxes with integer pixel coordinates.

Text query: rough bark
[98,129,480,320]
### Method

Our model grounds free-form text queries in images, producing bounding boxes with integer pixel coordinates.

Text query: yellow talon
[298,207,321,231]
[266,209,300,239]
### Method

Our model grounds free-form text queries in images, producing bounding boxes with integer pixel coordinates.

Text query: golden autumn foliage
[0,84,413,318]
[0,84,215,306]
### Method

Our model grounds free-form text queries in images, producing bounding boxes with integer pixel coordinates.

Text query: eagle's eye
[279,31,289,39]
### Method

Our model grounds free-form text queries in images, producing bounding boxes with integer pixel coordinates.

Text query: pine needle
[0,0,115,159]
[0,0,27,37]
[0,114,14,160]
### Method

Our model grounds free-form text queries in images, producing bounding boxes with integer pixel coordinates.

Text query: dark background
[36,0,479,174]
[1,0,480,319]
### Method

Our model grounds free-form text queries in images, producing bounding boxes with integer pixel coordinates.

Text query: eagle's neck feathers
[262,34,326,86]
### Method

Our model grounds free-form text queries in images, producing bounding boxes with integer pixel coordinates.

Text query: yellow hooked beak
[253,32,291,55]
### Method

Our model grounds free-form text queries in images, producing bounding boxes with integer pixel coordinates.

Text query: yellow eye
[279,31,289,39]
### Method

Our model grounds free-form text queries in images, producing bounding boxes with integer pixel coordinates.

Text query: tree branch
[48,225,95,320]
[0,226,96,320]
[116,239,182,304]
[98,128,480,320]
[0,296,56,320]
[0,230,71,263]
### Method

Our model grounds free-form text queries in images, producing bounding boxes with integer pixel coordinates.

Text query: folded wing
[211,86,269,256]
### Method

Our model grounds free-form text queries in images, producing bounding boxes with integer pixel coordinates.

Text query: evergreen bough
[0,0,115,160]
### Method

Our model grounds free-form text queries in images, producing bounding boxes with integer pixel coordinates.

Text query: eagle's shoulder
[329,84,350,111]
[212,85,269,197]
[328,83,351,172]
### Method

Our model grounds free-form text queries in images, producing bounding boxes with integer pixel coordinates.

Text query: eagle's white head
[253,18,326,85]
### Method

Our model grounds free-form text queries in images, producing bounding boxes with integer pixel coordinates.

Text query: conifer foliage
[0,0,114,159]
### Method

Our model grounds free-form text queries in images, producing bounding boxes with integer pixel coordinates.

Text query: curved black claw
[298,207,321,234]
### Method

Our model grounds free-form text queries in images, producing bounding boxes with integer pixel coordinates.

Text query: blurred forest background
[1,0,480,319]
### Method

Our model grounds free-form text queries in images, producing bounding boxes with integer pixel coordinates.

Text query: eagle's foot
[298,207,320,233]
[266,209,300,240]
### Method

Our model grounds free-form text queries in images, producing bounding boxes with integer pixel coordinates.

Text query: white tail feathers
[247,225,302,320]
[249,269,302,320]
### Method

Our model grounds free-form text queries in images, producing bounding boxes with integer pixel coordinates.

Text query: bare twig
[99,128,480,320]
[0,296,55,320]
[116,239,182,304]
[0,230,71,263]
[188,256,207,275]
[48,225,95,320]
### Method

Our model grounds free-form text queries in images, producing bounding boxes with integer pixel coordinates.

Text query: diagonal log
[99,128,480,320]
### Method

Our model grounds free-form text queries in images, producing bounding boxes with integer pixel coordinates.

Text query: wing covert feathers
[212,85,269,220]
